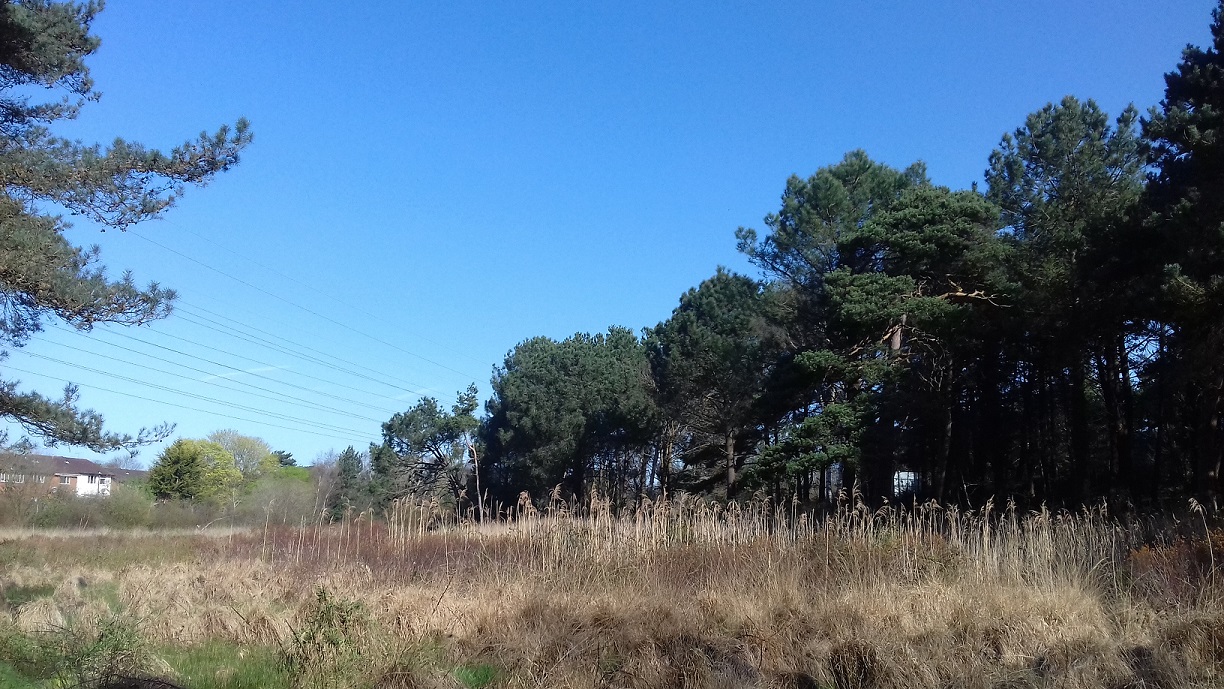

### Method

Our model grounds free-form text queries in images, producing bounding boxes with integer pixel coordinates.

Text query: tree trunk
[1152,329,1167,505]
[1194,371,1224,507]
[1068,360,1092,504]
[1118,335,1137,502]
[932,402,954,503]
[725,430,737,499]
[467,442,484,522]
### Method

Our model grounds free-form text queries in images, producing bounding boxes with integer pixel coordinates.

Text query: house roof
[110,468,149,483]
[0,453,114,477]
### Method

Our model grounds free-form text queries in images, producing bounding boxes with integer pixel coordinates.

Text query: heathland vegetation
[0,499,1222,688]
[3,1,1224,688]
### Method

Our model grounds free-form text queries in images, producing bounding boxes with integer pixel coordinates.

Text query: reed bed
[2,494,1221,688]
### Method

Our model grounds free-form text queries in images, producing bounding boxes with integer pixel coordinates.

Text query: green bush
[233,473,321,527]
[99,484,153,528]
[0,612,159,687]
[30,492,95,528]
[284,587,371,689]
[148,499,224,529]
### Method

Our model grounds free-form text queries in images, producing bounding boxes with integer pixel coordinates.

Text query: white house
[0,454,116,496]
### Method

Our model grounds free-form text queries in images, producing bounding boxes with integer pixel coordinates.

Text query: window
[34,475,47,483]
[88,475,96,484]
[10,474,23,483]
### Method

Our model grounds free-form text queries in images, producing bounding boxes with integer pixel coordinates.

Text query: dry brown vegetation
[2,495,1222,689]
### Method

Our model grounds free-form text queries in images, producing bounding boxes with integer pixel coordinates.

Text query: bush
[232,472,321,527]
[100,484,154,528]
[0,612,163,688]
[148,499,224,529]
[284,588,371,689]
[30,492,96,528]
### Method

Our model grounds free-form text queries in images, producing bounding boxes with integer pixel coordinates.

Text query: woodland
[413,21,1224,513]
[3,0,1224,518]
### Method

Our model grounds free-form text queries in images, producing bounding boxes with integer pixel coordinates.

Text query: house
[0,453,117,497]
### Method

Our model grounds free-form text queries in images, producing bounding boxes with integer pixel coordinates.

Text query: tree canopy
[147,438,240,502]
[471,3,1224,511]
[0,0,250,451]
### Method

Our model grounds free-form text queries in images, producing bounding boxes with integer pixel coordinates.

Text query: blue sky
[5,0,1217,466]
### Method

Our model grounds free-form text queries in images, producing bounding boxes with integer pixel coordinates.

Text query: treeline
[360,6,1224,513]
[2,430,340,529]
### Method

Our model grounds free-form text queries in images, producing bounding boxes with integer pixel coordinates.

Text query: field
[0,496,1221,689]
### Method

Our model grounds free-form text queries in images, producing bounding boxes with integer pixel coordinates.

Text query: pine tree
[1143,0,1224,503]
[0,2,251,450]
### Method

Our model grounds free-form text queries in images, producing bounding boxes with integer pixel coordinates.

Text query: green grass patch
[0,660,41,689]
[1,583,55,611]
[453,662,499,688]
[159,641,290,689]
[80,580,123,612]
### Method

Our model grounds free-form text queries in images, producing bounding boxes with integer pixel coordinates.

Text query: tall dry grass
[2,492,1221,688]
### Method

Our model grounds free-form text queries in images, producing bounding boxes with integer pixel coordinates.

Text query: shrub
[284,587,371,688]
[100,484,154,528]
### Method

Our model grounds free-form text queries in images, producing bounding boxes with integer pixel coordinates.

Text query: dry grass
[2,494,1221,688]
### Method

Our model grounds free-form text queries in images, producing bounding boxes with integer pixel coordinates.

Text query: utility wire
[131,229,484,382]
[34,337,385,424]
[89,327,406,415]
[177,299,445,396]
[169,222,492,371]
[20,350,372,435]
[132,323,417,406]
[173,306,436,400]
[49,322,402,416]
[3,362,369,444]
[17,351,373,437]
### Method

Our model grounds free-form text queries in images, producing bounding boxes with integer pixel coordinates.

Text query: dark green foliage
[147,441,203,501]
[146,438,238,501]
[0,1,250,451]
[647,269,781,497]
[472,3,1224,511]
[327,446,365,520]
[373,385,480,508]
[483,328,656,504]
[1141,1,1224,504]
[735,149,928,287]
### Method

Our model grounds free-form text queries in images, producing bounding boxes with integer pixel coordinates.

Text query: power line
[3,363,371,445]
[89,326,407,415]
[169,222,492,372]
[33,336,386,424]
[17,351,374,437]
[133,322,418,406]
[50,322,402,417]
[177,299,447,396]
[173,305,437,400]
[131,229,484,383]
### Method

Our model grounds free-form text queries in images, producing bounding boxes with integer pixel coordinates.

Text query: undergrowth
[0,495,1219,688]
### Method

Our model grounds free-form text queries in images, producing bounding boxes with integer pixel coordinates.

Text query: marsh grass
[0,493,1220,688]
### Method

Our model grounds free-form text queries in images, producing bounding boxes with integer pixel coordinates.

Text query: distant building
[108,467,150,484]
[0,453,117,497]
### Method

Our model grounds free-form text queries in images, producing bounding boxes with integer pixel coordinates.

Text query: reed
[1,493,1220,688]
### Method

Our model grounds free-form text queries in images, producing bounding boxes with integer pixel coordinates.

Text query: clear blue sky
[5,0,1217,466]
